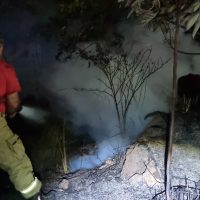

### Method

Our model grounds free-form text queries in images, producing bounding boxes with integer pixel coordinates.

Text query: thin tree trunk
[62,118,68,173]
[166,3,180,200]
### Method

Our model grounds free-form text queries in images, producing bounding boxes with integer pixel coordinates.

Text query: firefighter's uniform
[0,59,41,199]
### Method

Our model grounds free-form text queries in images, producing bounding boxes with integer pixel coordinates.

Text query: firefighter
[0,35,42,199]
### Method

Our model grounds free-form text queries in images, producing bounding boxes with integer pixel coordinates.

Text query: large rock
[121,111,200,196]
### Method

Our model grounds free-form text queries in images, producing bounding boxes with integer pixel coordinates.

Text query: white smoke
[2,5,200,171]
[43,22,200,170]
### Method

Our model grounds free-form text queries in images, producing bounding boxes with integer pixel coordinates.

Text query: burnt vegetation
[75,43,167,134]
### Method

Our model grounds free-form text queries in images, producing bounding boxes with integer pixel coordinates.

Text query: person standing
[0,35,42,200]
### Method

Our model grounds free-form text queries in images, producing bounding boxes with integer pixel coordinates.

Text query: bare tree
[76,44,167,134]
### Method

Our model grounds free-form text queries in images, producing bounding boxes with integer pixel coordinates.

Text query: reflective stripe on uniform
[20,177,39,195]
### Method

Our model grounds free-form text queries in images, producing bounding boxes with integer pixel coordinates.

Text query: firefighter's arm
[6,92,21,118]
[4,63,22,118]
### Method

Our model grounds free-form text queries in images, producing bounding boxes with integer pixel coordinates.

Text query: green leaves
[184,1,200,38]
[122,0,160,24]
[120,0,200,38]
[192,14,200,37]
[186,13,199,30]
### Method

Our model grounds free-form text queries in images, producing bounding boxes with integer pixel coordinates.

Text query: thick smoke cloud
[1,4,200,171]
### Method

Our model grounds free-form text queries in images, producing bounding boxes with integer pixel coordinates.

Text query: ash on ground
[41,111,200,200]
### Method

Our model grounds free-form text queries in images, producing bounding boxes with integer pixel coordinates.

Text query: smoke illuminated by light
[2,4,200,172]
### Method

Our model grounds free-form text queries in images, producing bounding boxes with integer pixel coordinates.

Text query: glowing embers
[177,74,200,113]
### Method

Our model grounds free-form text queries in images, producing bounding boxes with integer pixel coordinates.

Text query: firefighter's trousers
[0,116,42,199]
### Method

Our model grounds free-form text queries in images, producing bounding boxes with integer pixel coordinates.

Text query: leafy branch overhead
[119,0,200,38]
[49,0,126,60]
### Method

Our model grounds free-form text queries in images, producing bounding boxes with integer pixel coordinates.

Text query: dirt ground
[41,155,155,200]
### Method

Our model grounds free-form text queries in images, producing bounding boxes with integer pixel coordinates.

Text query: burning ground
[41,109,200,200]
[2,108,200,200]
